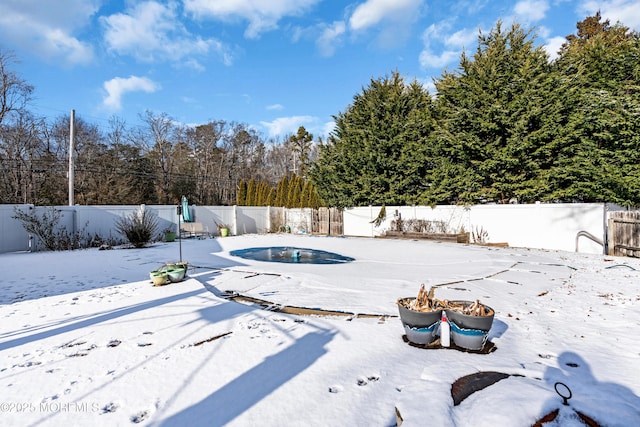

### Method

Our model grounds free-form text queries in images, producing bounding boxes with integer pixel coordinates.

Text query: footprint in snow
[328,385,344,393]
[102,402,119,413]
[357,375,380,386]
[41,394,59,403]
[131,410,149,423]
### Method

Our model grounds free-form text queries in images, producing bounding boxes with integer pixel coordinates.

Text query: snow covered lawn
[1,235,639,426]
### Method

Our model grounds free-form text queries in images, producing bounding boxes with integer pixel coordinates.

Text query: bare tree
[0,113,47,203]
[135,110,178,204]
[184,121,228,204]
[0,49,33,127]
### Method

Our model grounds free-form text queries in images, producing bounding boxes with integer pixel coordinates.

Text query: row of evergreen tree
[236,174,323,208]
[310,14,640,208]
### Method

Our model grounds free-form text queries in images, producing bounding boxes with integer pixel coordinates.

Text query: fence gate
[314,208,343,236]
[607,211,640,257]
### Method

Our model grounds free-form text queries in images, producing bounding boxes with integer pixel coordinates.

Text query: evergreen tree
[287,175,302,208]
[245,178,256,206]
[275,175,288,207]
[545,14,640,205]
[310,71,434,207]
[258,181,269,206]
[266,187,276,206]
[289,126,314,177]
[299,181,310,208]
[236,179,247,205]
[429,21,562,204]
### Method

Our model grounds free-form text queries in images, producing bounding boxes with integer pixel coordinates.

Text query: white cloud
[260,115,316,138]
[101,1,234,66]
[445,28,478,48]
[290,20,345,57]
[513,0,550,23]
[544,35,566,61]
[321,121,336,139]
[418,78,436,95]
[316,21,346,57]
[419,49,461,69]
[579,0,640,31]
[184,0,320,39]
[419,22,476,69]
[348,0,423,48]
[260,116,335,140]
[266,104,284,111]
[349,0,423,31]
[102,76,159,110]
[0,0,97,65]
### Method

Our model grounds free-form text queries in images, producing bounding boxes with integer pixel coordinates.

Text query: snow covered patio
[1,234,639,426]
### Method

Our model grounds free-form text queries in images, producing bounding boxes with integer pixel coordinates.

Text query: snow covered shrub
[114,206,158,248]
[13,206,89,251]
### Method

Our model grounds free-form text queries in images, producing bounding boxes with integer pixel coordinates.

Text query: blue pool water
[230,246,354,264]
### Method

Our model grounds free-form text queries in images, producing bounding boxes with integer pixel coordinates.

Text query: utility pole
[291,151,298,175]
[68,109,75,206]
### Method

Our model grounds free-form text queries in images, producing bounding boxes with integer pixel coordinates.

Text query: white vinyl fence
[344,203,621,254]
[0,203,628,255]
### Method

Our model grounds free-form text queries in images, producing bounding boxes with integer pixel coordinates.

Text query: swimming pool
[229,246,354,264]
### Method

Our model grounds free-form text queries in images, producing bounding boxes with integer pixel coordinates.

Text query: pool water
[229,246,354,264]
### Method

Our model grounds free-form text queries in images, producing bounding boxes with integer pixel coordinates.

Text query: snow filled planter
[166,265,186,283]
[398,285,495,351]
[445,300,494,350]
[397,284,443,344]
[150,270,169,286]
[397,298,442,345]
[149,262,188,286]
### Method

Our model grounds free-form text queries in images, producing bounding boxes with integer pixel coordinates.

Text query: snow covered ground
[0,234,639,426]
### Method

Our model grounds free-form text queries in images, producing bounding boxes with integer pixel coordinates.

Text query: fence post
[266,205,271,233]
[233,205,238,236]
[606,217,614,255]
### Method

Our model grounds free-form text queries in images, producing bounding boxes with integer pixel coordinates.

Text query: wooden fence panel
[314,208,343,236]
[608,211,640,257]
[329,207,343,236]
[314,208,325,235]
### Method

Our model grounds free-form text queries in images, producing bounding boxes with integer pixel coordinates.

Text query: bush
[85,232,126,248]
[390,218,453,234]
[13,206,89,251]
[115,207,159,248]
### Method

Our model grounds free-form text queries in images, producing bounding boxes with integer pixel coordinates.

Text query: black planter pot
[397,297,442,345]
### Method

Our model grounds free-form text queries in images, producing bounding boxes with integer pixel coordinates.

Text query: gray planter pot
[397,297,442,345]
[445,301,495,350]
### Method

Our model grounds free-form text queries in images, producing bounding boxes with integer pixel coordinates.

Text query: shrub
[114,207,159,248]
[390,218,453,234]
[13,206,89,251]
[85,232,126,248]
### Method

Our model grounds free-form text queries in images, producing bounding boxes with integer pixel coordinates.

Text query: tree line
[236,174,323,208]
[311,14,640,207]
[2,14,639,209]
[0,55,320,206]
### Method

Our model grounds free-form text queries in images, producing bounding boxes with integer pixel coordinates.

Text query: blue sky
[1,0,639,141]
